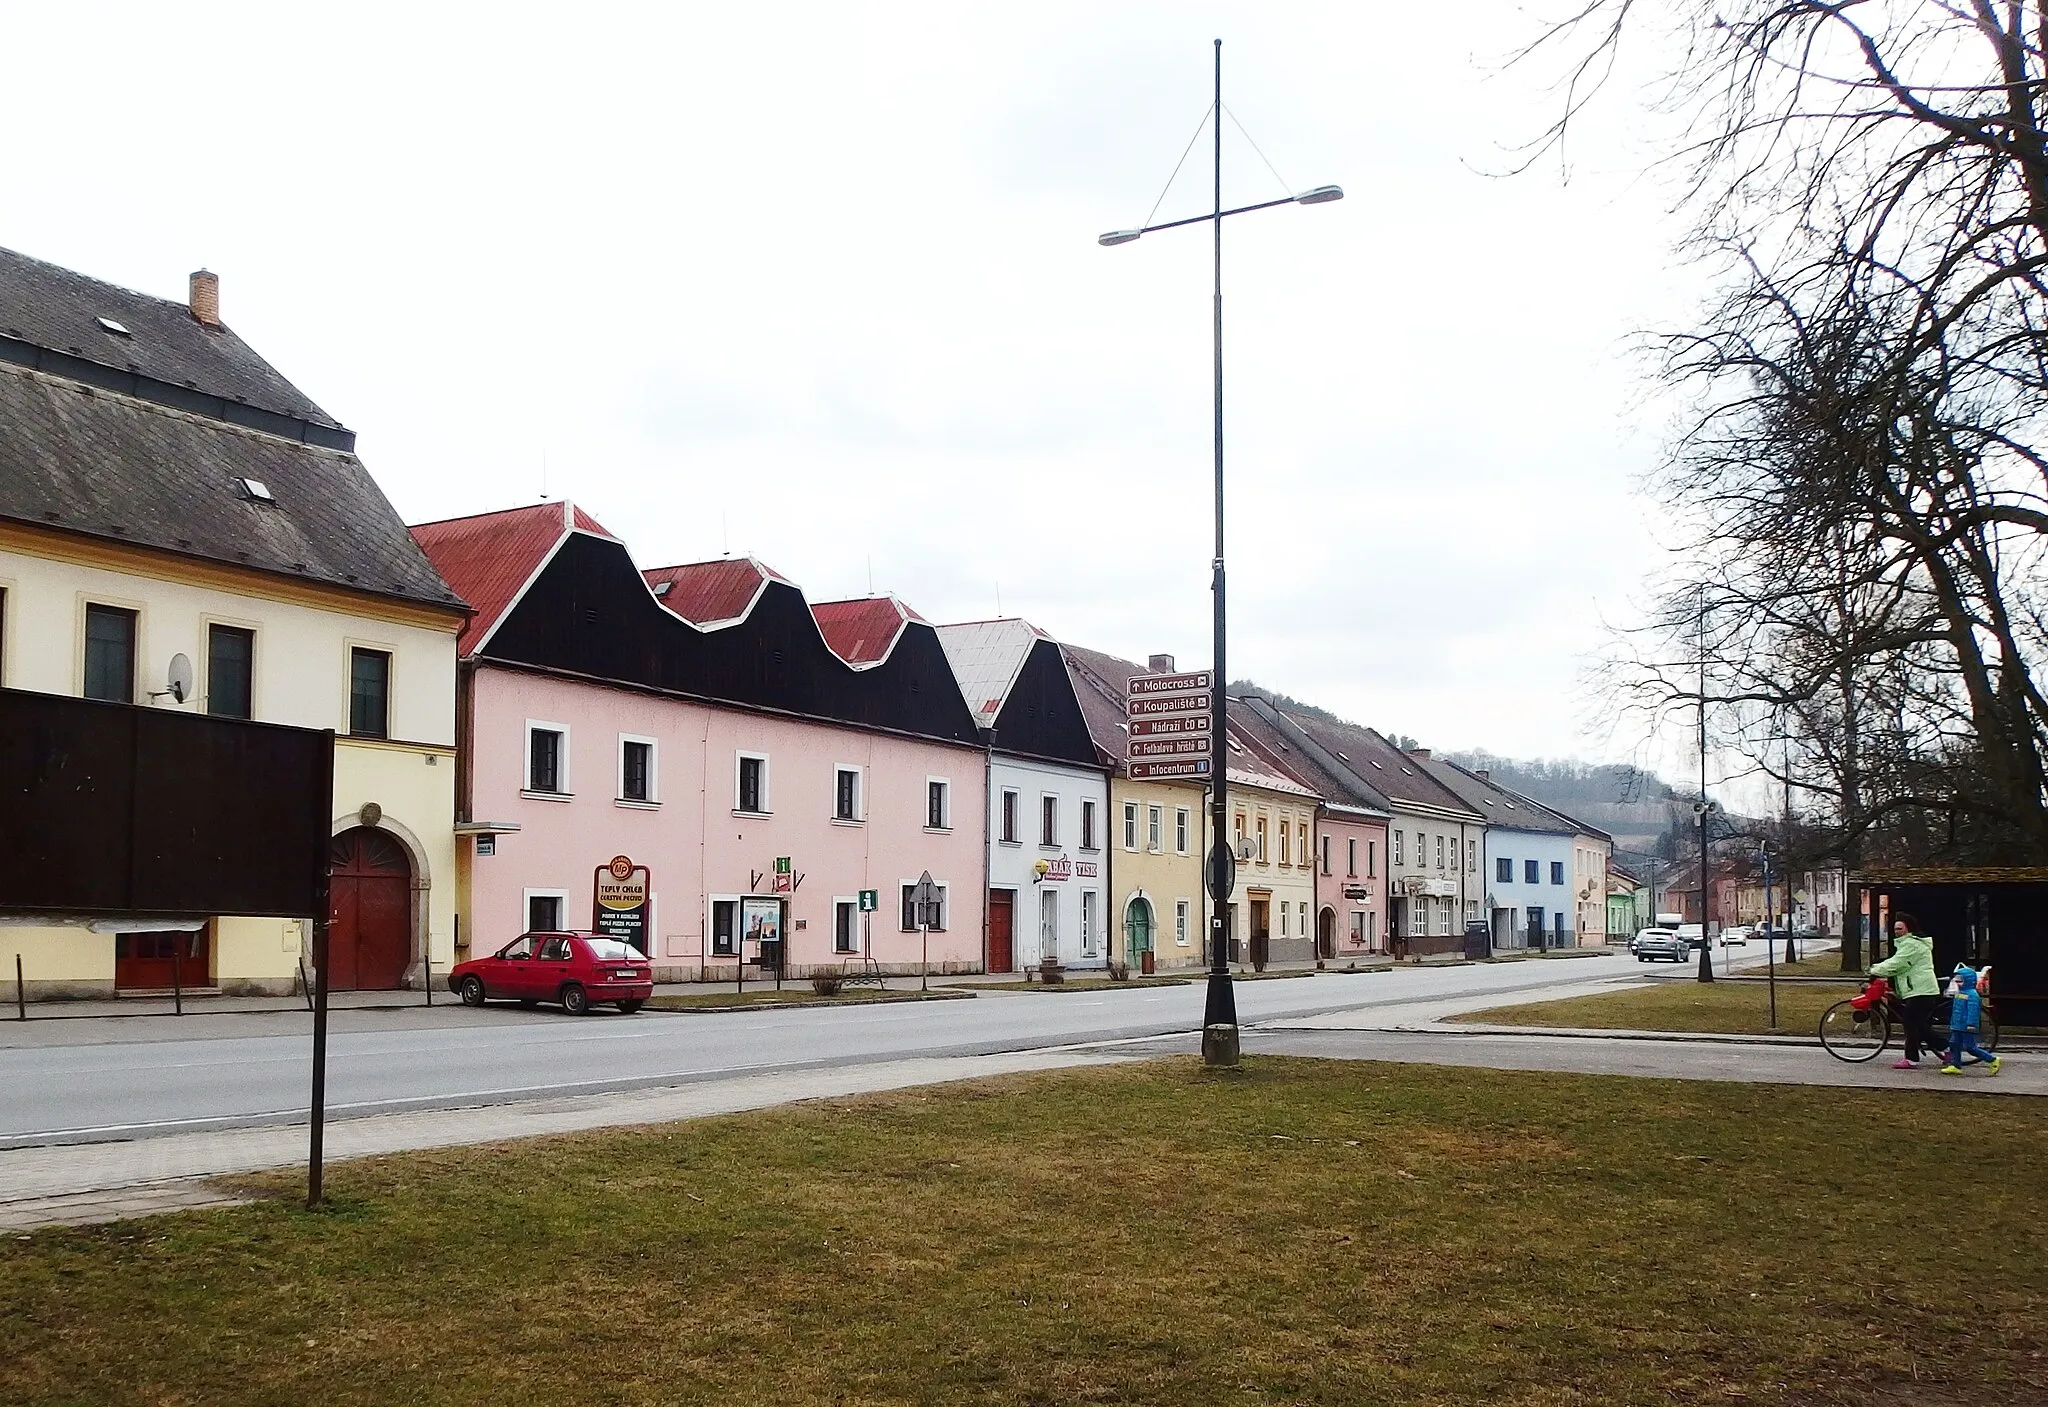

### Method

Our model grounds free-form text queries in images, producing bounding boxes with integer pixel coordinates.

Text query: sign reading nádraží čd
[592,854,651,953]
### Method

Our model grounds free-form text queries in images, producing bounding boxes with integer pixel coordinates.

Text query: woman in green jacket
[1870,913,1940,1069]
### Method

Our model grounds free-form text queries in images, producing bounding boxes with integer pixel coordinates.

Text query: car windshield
[583,939,642,961]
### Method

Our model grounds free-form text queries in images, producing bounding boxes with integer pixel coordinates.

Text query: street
[0,956,1651,1148]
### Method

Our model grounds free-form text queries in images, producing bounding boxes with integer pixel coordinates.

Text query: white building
[937,620,1111,972]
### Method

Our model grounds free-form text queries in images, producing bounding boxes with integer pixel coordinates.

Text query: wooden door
[1317,907,1336,960]
[1249,899,1271,971]
[988,889,1014,973]
[329,827,413,990]
[114,927,209,991]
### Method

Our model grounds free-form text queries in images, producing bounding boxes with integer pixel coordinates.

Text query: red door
[328,828,413,990]
[988,889,1014,973]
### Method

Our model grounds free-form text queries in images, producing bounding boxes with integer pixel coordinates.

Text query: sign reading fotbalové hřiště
[1126,669,1211,781]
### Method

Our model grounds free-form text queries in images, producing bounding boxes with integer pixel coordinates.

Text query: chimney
[189,269,221,327]
[1475,768,1490,781]
[1409,748,1431,760]
[1147,653,1175,673]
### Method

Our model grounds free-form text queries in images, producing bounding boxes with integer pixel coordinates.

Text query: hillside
[1444,752,1686,854]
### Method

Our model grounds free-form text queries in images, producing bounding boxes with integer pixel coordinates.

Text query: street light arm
[1097,186,1342,246]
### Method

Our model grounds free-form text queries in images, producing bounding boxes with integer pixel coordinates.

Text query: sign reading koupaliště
[1126,669,1212,781]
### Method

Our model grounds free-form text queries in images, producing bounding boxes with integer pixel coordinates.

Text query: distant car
[1629,926,1674,955]
[1635,929,1689,962]
[1719,926,1752,947]
[449,931,654,1015]
[1674,923,1707,950]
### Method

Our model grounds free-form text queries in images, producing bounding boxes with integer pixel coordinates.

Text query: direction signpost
[1126,670,1212,782]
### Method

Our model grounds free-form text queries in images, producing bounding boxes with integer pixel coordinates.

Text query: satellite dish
[165,653,194,705]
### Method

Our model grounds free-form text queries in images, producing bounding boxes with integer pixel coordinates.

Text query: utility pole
[1696,589,1716,983]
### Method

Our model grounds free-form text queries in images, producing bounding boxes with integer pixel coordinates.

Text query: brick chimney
[189,269,221,327]
[1409,748,1431,760]
[1475,769,1490,781]
[1147,653,1175,673]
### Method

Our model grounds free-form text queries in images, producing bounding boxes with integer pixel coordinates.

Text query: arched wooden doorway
[329,827,413,990]
[1317,906,1337,960]
[1125,897,1154,966]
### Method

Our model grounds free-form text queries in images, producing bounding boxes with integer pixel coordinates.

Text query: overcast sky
[7,3,1712,771]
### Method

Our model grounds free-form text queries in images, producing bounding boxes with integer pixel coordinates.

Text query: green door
[1125,898,1154,963]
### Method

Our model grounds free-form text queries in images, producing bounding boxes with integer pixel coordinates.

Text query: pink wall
[1315,815,1390,957]
[467,667,988,977]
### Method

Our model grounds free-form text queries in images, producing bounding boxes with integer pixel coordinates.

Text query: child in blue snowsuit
[1941,965,2000,1075]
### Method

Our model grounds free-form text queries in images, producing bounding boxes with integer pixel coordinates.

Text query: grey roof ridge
[0,356,344,456]
[1236,695,1395,815]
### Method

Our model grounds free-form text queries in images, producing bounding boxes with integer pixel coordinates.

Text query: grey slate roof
[0,247,342,431]
[0,361,463,611]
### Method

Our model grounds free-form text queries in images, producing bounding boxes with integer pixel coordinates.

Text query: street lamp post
[1100,39,1341,1067]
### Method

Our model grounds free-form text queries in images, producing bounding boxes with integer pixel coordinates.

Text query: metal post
[921,916,929,993]
[1696,590,1715,983]
[1763,843,1777,1030]
[14,954,24,1021]
[308,910,331,1209]
[172,934,183,1016]
[1201,36,1240,1069]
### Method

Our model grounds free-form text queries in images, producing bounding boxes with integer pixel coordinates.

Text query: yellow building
[1064,645,1208,970]
[0,250,466,997]
[1218,732,1321,969]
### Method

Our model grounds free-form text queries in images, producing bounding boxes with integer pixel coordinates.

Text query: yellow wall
[1109,776,1206,968]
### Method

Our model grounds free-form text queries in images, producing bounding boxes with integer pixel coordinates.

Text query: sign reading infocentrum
[592,854,651,953]
[1126,669,1212,780]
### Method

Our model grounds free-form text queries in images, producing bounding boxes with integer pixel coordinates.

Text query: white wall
[1481,829,1579,947]
[988,755,1109,969]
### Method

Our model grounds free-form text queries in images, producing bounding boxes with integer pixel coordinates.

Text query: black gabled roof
[0,361,463,612]
[0,246,347,444]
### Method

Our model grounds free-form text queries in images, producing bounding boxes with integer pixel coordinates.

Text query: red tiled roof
[642,556,788,626]
[410,501,616,656]
[812,595,924,665]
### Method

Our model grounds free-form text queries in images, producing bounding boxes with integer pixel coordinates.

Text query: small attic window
[96,316,131,336]
[652,581,673,596]
[236,477,276,503]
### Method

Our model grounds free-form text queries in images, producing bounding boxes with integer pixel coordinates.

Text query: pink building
[413,503,988,979]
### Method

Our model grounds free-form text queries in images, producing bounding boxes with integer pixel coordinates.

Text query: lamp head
[1295,185,1344,205]
[1098,229,1143,247]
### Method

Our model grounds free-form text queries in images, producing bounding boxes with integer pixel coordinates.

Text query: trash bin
[1141,949,1155,975]
[1462,921,1492,961]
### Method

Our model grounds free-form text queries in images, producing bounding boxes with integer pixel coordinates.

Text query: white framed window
[1255,816,1267,863]
[833,899,859,954]
[1279,819,1291,867]
[1081,799,1098,850]
[1323,835,1333,876]
[1300,901,1309,938]
[1147,805,1163,853]
[525,720,570,796]
[1468,838,1478,873]
[1039,888,1059,963]
[1436,902,1451,936]
[523,888,568,933]
[1041,794,1059,847]
[1000,789,1020,844]
[899,881,949,931]
[1436,835,1446,870]
[1346,837,1356,877]
[1351,911,1366,945]
[833,765,863,823]
[926,778,951,831]
[1175,899,1191,946]
[618,734,657,805]
[1299,823,1309,867]
[1080,890,1097,957]
[1124,802,1139,851]
[735,751,769,814]
[1393,831,1404,867]
[1175,808,1190,854]
[1279,903,1289,938]
[709,896,740,956]
[1369,840,1378,878]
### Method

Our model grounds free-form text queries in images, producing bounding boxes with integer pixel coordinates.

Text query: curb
[645,991,976,1016]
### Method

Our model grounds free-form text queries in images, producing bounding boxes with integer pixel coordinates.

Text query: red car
[449,931,654,1015]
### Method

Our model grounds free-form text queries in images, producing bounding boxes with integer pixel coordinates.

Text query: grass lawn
[1449,950,1870,1037]
[646,989,969,1011]
[6,1059,2045,1406]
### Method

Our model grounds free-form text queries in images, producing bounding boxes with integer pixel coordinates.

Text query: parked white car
[1718,925,1752,946]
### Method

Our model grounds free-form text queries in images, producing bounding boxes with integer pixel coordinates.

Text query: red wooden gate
[328,827,412,990]
[987,889,1014,973]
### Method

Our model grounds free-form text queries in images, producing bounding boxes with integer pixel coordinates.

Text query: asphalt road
[0,955,1663,1148]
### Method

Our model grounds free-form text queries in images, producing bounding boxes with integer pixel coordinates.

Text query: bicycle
[1818,975,2000,1063]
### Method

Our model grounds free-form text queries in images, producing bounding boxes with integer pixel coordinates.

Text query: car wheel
[560,983,590,1016]
[458,976,486,1007]
[617,999,645,1014]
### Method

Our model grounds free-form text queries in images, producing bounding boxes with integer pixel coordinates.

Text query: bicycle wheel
[1819,1000,1891,1062]
[1981,1015,1998,1053]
